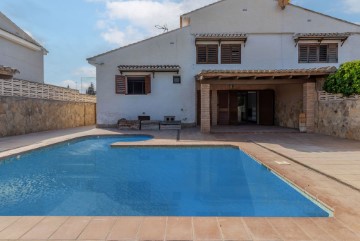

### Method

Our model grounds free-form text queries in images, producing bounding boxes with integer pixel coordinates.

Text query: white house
[0,11,47,82]
[87,0,360,133]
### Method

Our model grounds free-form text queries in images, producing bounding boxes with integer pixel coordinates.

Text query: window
[115,75,151,95]
[197,45,218,64]
[299,44,338,63]
[127,77,145,95]
[221,44,241,64]
[173,76,181,84]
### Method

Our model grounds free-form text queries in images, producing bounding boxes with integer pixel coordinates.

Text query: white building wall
[91,0,360,126]
[94,27,198,125]
[0,37,44,83]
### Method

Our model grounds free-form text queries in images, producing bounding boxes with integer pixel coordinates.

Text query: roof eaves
[0,11,47,52]
[87,27,188,61]
[289,4,360,28]
[180,0,225,17]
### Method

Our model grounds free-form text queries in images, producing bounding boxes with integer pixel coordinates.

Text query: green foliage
[323,60,360,96]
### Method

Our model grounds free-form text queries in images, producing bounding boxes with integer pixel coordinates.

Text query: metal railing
[0,78,96,103]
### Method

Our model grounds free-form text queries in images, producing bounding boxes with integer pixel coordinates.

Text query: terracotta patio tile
[312,218,360,241]
[267,218,311,241]
[291,218,335,241]
[49,216,92,240]
[0,217,21,232]
[218,218,251,241]
[20,216,68,240]
[193,217,221,240]
[0,216,43,239]
[137,217,166,241]
[107,217,143,241]
[78,217,117,240]
[165,217,193,241]
[243,218,281,241]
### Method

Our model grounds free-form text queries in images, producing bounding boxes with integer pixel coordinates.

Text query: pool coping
[0,133,334,216]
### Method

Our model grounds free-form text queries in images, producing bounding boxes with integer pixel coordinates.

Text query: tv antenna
[155,24,168,33]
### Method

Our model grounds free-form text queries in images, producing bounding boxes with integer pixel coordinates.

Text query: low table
[160,121,182,130]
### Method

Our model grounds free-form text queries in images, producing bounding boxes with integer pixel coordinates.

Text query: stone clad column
[211,90,218,126]
[303,82,316,133]
[201,84,211,133]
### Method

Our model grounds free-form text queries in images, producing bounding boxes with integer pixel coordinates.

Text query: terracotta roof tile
[0,65,20,76]
[118,65,181,71]
[197,67,337,80]
[194,33,247,39]
[294,32,351,39]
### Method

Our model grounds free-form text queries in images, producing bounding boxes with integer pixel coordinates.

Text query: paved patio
[0,126,359,241]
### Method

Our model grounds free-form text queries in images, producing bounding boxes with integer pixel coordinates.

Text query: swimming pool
[0,136,330,217]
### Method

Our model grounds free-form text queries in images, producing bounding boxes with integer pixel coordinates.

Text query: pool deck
[0,126,359,241]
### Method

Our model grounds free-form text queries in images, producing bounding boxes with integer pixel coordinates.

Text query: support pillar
[211,90,218,126]
[303,82,316,133]
[200,84,211,133]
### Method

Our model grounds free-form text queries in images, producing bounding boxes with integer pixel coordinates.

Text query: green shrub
[323,60,360,96]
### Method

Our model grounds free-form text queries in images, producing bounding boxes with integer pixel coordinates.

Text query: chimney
[278,0,290,10]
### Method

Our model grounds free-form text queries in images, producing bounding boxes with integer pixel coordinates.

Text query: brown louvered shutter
[144,75,151,94]
[319,45,328,62]
[221,44,241,64]
[328,44,338,63]
[299,45,308,63]
[308,46,318,63]
[197,45,207,64]
[207,45,218,64]
[115,75,126,94]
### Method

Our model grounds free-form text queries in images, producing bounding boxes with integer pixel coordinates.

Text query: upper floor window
[298,44,338,63]
[197,45,218,64]
[221,44,241,64]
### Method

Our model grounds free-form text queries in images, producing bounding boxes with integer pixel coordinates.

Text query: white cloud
[91,0,218,46]
[344,0,360,13]
[73,66,96,77]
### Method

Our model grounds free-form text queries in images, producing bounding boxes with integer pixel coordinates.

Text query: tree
[323,60,360,96]
[86,82,96,95]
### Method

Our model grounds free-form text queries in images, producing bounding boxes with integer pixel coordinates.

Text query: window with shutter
[299,45,308,63]
[298,44,338,63]
[328,44,338,63]
[221,44,241,64]
[144,75,151,94]
[115,75,126,94]
[196,44,218,64]
[308,46,318,63]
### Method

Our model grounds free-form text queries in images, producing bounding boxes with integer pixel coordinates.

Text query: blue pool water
[0,136,330,217]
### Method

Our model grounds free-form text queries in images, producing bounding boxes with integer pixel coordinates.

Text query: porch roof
[294,32,351,46]
[196,66,337,81]
[194,33,247,42]
[118,65,181,75]
[0,65,19,77]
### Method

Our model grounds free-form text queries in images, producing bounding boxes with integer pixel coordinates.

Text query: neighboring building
[87,0,360,133]
[0,11,47,82]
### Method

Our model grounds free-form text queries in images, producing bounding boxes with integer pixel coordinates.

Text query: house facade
[0,11,47,82]
[87,0,360,133]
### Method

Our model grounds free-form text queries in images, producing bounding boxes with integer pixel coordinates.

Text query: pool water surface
[0,136,330,217]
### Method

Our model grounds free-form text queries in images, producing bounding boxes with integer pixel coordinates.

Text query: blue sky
[0,0,359,91]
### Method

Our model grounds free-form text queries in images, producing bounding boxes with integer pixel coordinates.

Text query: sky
[0,0,359,92]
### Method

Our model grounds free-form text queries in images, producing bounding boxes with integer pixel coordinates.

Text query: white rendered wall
[91,0,360,126]
[94,27,197,125]
[0,37,44,83]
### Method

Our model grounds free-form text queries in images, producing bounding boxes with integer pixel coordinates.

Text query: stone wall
[315,99,360,141]
[0,96,96,137]
[274,84,303,129]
